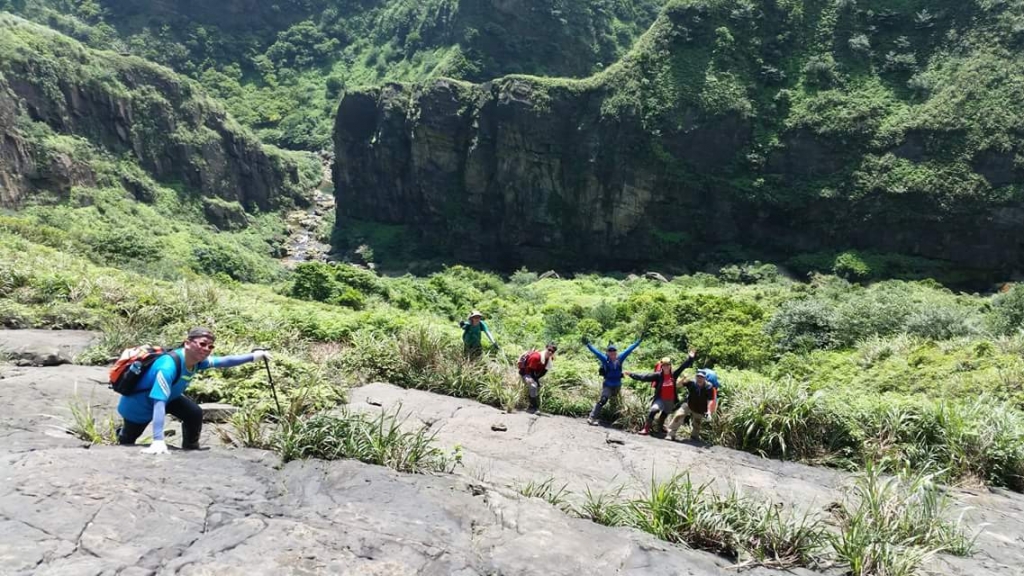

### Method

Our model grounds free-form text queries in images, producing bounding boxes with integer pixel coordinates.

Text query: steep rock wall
[334,0,1024,275]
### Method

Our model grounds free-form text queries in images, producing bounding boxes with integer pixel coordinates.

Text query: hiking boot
[638,424,650,436]
[587,417,598,426]
[182,442,202,451]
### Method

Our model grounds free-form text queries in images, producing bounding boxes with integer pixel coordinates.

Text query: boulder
[0,329,99,366]
[201,402,239,423]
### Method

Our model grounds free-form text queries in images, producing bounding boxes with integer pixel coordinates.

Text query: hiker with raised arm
[666,368,719,442]
[459,310,497,358]
[518,341,557,413]
[583,334,643,425]
[115,327,269,454]
[625,348,697,435]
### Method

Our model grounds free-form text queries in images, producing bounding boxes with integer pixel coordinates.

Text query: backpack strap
[167,349,183,385]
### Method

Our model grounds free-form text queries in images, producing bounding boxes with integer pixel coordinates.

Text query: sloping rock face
[0,14,307,210]
[348,382,1024,576]
[0,332,790,576]
[334,0,1024,275]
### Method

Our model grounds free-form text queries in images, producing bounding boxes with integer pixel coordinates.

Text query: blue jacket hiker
[117,327,269,455]
[583,335,642,424]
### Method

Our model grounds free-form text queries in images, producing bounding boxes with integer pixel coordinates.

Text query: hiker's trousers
[118,395,204,448]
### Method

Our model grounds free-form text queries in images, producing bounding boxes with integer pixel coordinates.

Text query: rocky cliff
[0,14,310,210]
[334,0,1024,276]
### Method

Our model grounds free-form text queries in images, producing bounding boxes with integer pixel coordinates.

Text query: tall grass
[274,408,461,474]
[829,463,977,576]
[578,474,827,568]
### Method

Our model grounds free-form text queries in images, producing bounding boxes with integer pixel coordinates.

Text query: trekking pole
[253,347,282,416]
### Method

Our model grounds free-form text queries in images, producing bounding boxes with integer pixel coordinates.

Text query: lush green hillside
[0,13,320,281]
[334,0,1024,281]
[1,0,665,149]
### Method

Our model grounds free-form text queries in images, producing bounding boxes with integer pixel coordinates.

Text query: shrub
[765,299,839,353]
[833,252,871,281]
[992,284,1024,334]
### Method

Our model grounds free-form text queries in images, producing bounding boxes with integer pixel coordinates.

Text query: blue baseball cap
[606,343,618,351]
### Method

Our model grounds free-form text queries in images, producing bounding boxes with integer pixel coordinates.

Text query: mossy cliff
[334,0,1024,276]
[0,14,311,210]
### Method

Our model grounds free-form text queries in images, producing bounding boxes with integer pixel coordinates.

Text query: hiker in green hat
[459,310,497,358]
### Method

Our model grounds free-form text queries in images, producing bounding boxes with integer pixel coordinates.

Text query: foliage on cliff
[0,13,320,281]
[334,0,1024,279]
[1,0,666,150]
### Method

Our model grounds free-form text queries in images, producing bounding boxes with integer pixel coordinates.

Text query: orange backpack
[108,345,181,395]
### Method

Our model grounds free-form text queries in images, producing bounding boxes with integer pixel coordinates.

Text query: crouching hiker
[459,310,497,358]
[584,334,642,425]
[116,327,269,454]
[626,349,697,435]
[666,368,718,442]
[518,342,557,413]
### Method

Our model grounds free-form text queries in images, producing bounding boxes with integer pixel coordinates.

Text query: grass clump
[829,464,977,576]
[64,394,118,445]
[274,408,461,474]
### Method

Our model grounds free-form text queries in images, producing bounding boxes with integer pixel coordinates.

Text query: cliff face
[334,0,1024,275]
[0,14,308,210]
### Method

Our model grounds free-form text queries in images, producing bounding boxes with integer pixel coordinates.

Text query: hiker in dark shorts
[667,369,719,441]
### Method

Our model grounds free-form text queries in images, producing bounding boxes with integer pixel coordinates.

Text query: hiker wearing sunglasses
[116,327,270,454]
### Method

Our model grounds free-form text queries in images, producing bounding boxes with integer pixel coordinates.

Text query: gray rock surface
[2,330,1023,576]
[0,329,99,366]
[349,382,1024,576]
[0,347,813,576]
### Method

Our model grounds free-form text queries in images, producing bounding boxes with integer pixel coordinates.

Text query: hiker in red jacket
[519,342,557,413]
[625,349,697,435]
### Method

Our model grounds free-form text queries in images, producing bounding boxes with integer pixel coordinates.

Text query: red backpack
[517,349,539,374]
[108,345,181,395]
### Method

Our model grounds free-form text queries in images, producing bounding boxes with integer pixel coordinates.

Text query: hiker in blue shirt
[583,334,643,425]
[117,327,269,454]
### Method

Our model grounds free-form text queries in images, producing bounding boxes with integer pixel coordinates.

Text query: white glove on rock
[141,440,168,455]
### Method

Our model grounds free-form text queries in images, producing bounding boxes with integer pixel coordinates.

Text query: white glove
[141,440,168,455]
[253,350,271,361]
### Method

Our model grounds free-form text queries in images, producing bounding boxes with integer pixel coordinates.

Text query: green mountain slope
[0,13,320,282]
[334,0,1024,281]
[2,0,666,149]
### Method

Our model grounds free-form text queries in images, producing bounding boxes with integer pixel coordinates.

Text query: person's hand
[688,348,697,359]
[141,440,168,455]
[581,335,590,345]
[253,350,271,362]
[624,371,632,377]
[459,320,468,328]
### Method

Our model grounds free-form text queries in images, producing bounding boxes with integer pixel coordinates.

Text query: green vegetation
[566,466,974,573]
[2,0,666,150]
[7,219,1024,491]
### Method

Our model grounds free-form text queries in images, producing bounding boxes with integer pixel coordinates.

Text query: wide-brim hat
[469,310,484,319]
